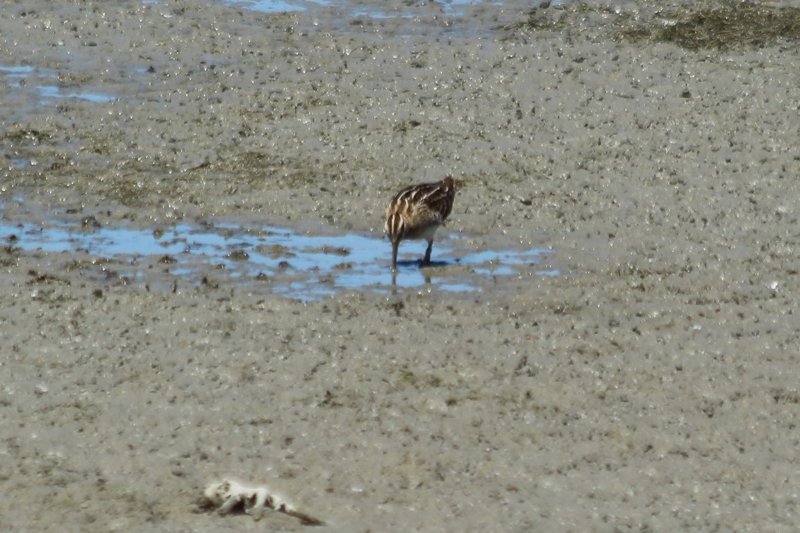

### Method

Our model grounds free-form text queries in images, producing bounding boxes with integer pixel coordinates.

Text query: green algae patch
[622,2,800,51]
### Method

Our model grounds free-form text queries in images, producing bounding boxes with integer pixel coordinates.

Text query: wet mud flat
[2,0,800,531]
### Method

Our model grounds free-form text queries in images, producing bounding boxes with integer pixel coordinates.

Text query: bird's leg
[422,239,433,266]
[392,240,399,271]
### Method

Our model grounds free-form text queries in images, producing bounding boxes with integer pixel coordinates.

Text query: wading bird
[384,176,456,271]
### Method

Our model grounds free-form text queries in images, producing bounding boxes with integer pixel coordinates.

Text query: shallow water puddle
[1,219,555,300]
[221,0,506,18]
[221,0,332,13]
[0,65,116,104]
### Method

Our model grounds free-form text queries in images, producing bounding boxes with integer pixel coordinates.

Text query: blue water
[232,0,331,13]
[1,219,555,300]
[224,0,482,14]
[0,65,35,76]
[0,65,117,104]
[36,85,117,103]
[142,0,537,13]
[217,0,568,18]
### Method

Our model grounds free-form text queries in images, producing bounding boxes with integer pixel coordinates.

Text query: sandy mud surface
[1,0,799,530]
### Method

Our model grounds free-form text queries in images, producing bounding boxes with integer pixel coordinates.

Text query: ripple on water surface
[1,219,557,301]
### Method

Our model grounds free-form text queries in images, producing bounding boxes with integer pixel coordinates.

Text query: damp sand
[1,0,799,530]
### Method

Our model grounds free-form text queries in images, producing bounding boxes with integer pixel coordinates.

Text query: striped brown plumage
[384,176,456,271]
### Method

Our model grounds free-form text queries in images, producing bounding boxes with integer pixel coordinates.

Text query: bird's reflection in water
[390,259,439,292]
